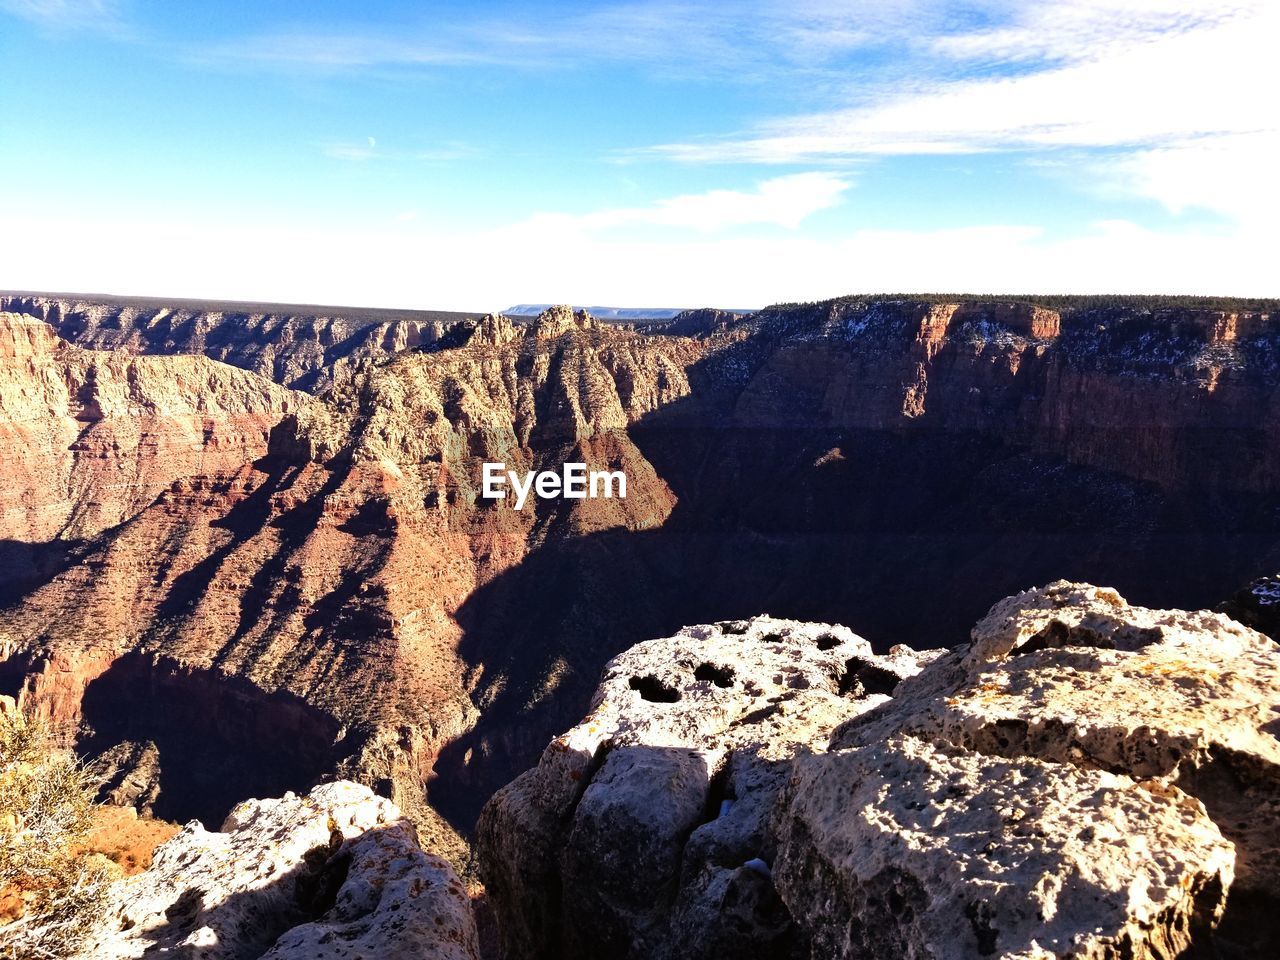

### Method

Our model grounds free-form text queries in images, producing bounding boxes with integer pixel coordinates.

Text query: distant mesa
[504,303,755,322]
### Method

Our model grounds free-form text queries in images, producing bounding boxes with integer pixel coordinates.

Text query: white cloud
[650,1,1275,162]
[928,0,1252,65]
[322,139,379,161]
[184,1,945,81]
[512,173,852,235]
[639,0,1278,238]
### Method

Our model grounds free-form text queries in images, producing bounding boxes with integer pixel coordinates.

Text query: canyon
[1,291,1279,884]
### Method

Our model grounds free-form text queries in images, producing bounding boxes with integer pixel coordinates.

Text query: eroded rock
[477,615,937,960]
[84,780,477,960]
[482,585,1280,960]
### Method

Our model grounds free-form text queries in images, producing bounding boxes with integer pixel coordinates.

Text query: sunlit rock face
[480,585,1280,960]
[0,312,305,548]
[84,780,479,960]
[0,293,481,392]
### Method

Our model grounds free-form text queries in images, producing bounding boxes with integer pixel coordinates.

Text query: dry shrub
[0,708,118,959]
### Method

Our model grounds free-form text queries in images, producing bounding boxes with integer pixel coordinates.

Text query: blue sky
[0,0,1274,310]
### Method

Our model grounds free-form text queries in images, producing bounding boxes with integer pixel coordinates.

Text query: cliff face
[479,585,1280,960]
[727,298,1280,492]
[2,296,1280,868]
[0,312,306,589]
[0,307,702,858]
[0,293,478,392]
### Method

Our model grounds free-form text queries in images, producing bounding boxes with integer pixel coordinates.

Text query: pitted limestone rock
[485,585,1280,960]
[84,780,477,960]
[478,614,936,960]
[809,582,1280,959]
[776,733,1233,960]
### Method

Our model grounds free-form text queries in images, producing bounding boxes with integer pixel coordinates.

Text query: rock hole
[629,675,681,703]
[702,760,735,824]
[694,663,735,688]
[297,845,352,917]
[815,633,841,651]
[965,902,999,956]
[839,657,900,697]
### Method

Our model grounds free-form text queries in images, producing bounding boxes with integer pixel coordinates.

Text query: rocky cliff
[724,297,1280,491]
[479,584,1280,959]
[0,306,703,861]
[0,312,306,591]
[0,293,479,392]
[3,295,1280,874]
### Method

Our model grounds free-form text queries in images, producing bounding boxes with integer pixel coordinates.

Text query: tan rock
[84,780,477,960]
[478,615,936,960]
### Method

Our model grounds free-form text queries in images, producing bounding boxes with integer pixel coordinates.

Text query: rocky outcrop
[477,616,939,959]
[1,293,480,391]
[480,585,1280,959]
[1218,572,1280,640]
[92,740,162,815]
[84,780,477,960]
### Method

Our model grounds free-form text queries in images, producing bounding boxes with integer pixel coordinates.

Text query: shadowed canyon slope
[0,312,307,592]
[2,296,1280,855]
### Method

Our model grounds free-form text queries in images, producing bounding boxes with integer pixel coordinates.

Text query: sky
[0,0,1275,311]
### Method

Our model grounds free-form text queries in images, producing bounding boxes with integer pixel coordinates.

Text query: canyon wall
[0,312,306,590]
[1,296,1279,860]
[0,293,478,391]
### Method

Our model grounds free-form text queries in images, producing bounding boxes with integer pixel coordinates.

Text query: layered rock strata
[1,293,479,391]
[479,585,1280,959]
[4,294,1280,874]
[0,311,306,558]
[0,306,701,855]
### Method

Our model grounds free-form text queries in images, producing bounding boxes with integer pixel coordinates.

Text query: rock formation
[3,294,1280,877]
[1218,572,1280,640]
[84,780,477,960]
[1,293,479,391]
[0,306,701,858]
[91,740,163,814]
[479,584,1280,959]
[478,616,939,960]
[0,311,306,590]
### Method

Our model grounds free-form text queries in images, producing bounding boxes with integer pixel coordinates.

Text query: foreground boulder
[479,584,1280,959]
[477,615,939,959]
[83,780,478,960]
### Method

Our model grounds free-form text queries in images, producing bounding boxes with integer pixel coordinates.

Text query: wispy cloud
[322,136,379,162]
[647,1,1272,160]
[183,1,947,82]
[511,173,852,235]
[639,0,1276,227]
[0,0,121,31]
[321,137,482,163]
